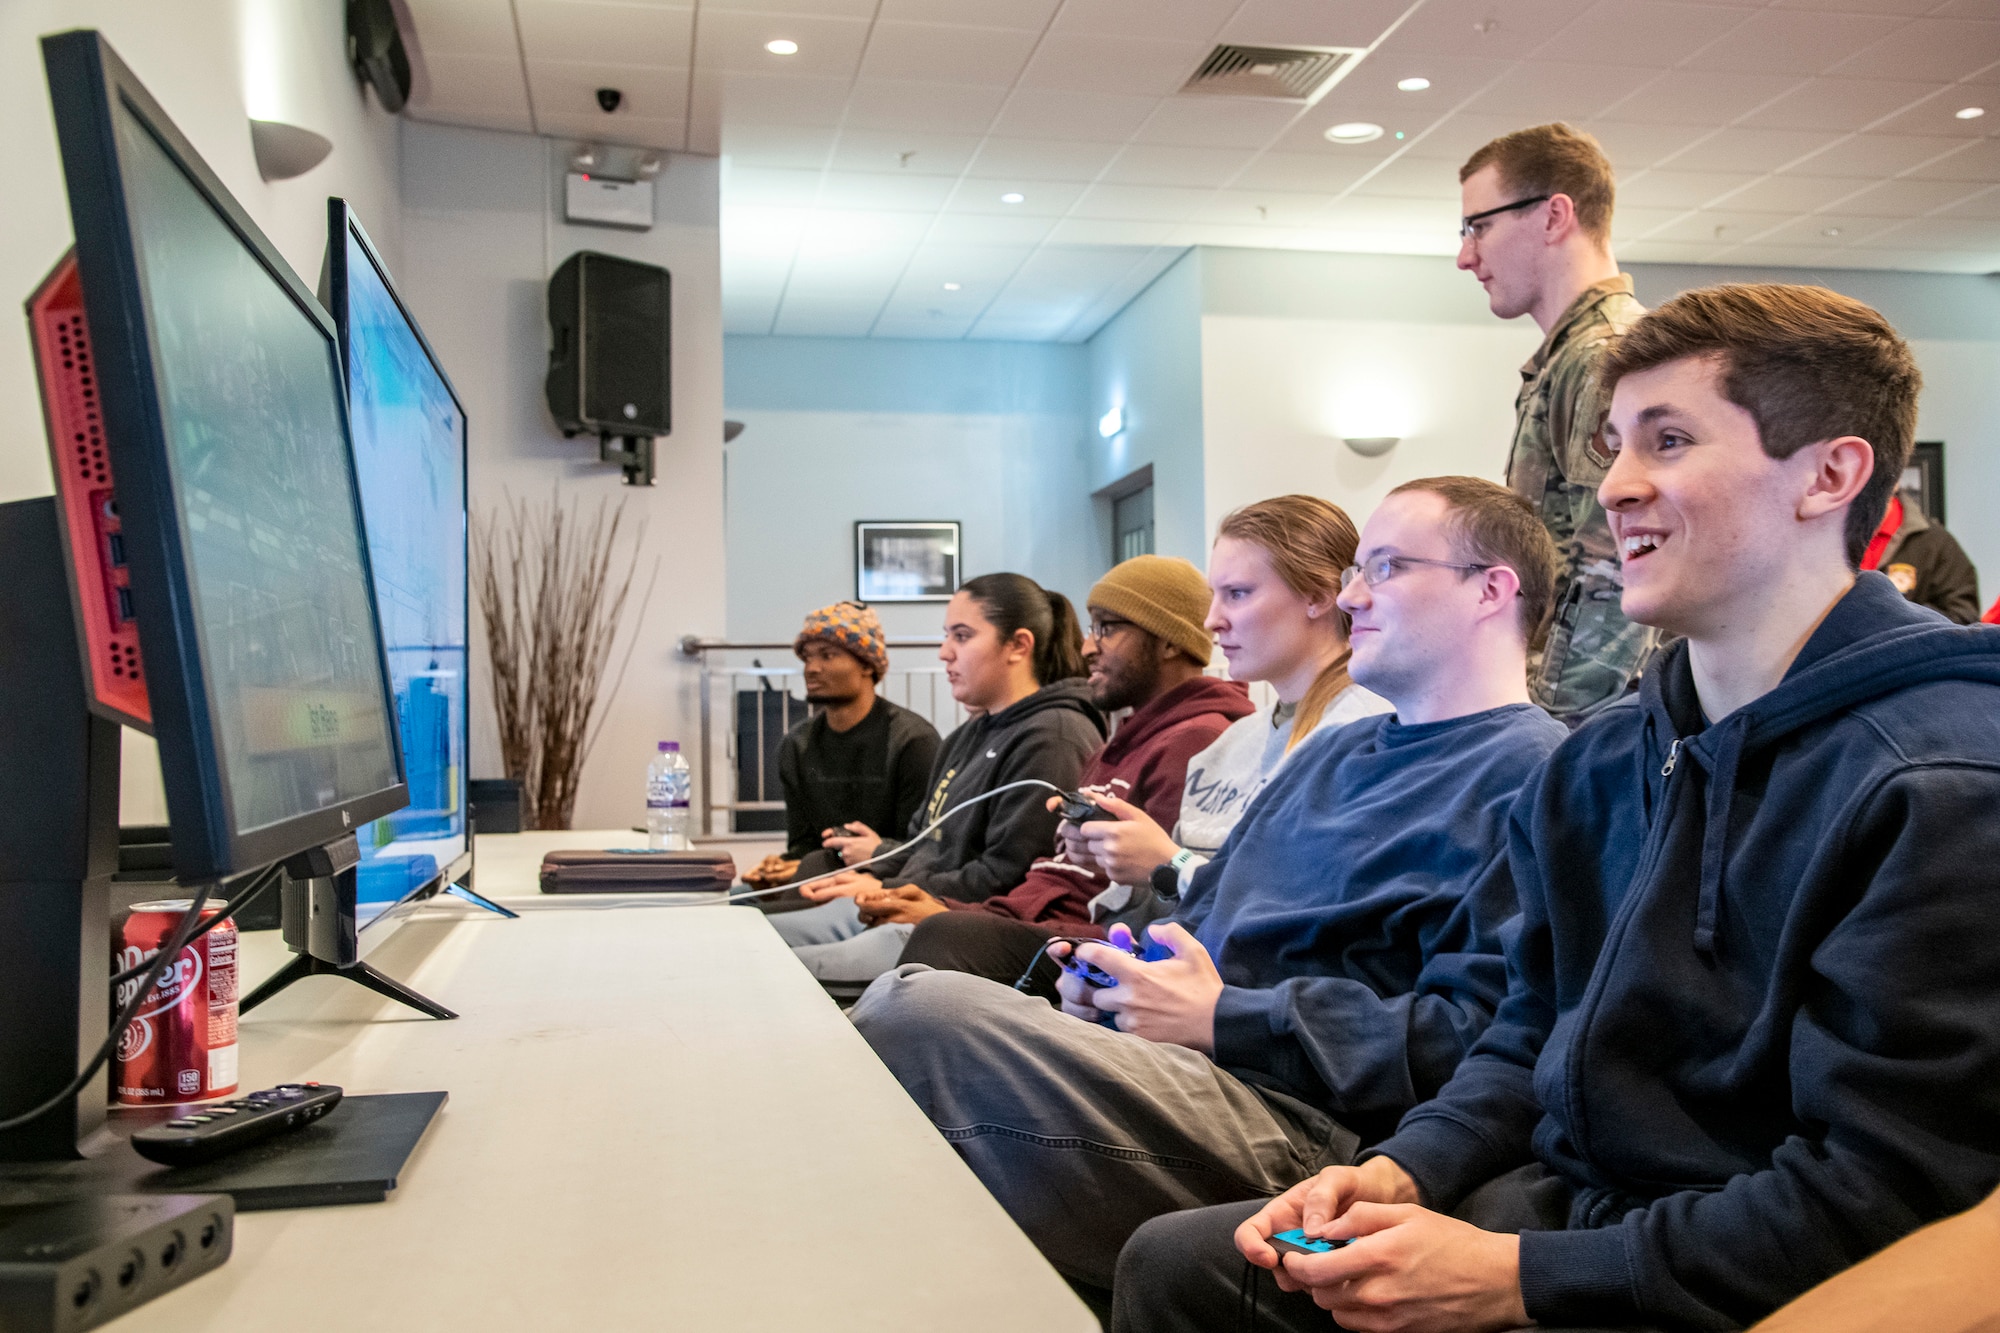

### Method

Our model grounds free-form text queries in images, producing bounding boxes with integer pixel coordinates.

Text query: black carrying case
[538,849,736,894]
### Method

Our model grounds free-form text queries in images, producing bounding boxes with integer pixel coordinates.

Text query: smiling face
[1599,355,1856,641]
[938,589,1031,709]
[1457,164,1548,321]
[1334,490,1498,705]
[1204,536,1333,692]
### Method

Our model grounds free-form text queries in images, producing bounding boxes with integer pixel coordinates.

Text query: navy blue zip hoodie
[1372,574,2000,1331]
[1180,702,1567,1141]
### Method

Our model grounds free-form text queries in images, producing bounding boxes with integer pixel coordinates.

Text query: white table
[108,831,1095,1331]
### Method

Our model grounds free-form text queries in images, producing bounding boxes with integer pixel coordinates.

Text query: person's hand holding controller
[821,821,882,866]
[1073,793,1182,884]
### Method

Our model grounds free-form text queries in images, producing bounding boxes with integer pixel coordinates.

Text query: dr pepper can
[113,900,239,1105]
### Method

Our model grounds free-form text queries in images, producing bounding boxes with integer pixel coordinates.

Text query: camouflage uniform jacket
[1506,273,1656,722]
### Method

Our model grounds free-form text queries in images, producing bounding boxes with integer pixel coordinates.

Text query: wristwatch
[1167,848,1200,891]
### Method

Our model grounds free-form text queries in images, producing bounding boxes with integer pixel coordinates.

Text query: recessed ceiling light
[942,282,961,291]
[1957,106,1986,120]
[765,39,798,55]
[1821,226,1842,237]
[1000,191,1025,203]
[1325,122,1384,145]
[1397,77,1430,91]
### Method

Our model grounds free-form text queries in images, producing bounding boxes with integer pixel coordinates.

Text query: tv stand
[240,952,457,1020]
[445,881,518,918]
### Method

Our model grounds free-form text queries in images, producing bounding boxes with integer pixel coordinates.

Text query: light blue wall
[723,336,1095,641]
[1085,250,1206,565]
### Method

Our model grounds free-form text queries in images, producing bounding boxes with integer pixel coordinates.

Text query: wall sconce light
[249,120,333,181]
[1343,436,1399,457]
[1098,406,1124,438]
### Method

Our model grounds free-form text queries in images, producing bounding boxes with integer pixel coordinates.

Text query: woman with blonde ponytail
[1075,495,1390,896]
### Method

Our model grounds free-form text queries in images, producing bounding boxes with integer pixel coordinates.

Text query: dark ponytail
[959,573,1088,684]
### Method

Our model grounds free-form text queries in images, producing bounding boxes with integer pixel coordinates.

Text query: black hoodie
[1373,574,2000,1331]
[872,679,1105,904]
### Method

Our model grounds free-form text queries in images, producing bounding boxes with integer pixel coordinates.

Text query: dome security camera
[596,87,622,113]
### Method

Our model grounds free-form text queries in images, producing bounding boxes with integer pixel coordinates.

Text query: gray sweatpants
[851,965,1359,1289]
[767,896,915,984]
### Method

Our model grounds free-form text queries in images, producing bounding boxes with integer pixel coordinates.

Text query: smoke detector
[1180,44,1367,105]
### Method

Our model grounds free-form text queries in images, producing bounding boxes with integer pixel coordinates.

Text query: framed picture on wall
[856,521,960,602]
[1904,440,1945,523]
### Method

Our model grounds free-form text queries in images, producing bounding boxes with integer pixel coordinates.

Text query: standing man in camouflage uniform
[1458,123,1656,721]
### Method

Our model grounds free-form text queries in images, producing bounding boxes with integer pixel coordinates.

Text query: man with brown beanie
[742,601,940,894]
[854,555,1253,987]
[1459,122,1657,722]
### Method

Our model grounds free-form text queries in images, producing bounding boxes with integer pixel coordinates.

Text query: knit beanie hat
[1087,555,1213,665]
[794,601,890,680]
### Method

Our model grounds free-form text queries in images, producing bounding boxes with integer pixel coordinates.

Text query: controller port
[107,531,125,566]
[115,586,134,622]
[70,1270,100,1311]
[159,1230,184,1270]
[198,1216,221,1250]
[115,1250,142,1289]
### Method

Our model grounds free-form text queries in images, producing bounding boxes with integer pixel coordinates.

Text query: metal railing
[677,636,970,838]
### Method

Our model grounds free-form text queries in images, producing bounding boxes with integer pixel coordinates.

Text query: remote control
[1271,1228,1353,1257]
[1056,791,1119,824]
[130,1083,343,1167]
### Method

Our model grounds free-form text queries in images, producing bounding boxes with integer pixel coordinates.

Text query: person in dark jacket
[769,573,1105,986]
[1127,286,2000,1333]
[850,476,1568,1294]
[740,602,940,897]
[1859,487,1981,623]
[864,555,1254,992]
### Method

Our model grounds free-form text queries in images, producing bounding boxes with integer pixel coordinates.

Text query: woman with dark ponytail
[769,572,1106,991]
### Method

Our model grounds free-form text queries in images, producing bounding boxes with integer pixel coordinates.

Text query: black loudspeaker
[346,0,410,113]
[545,251,671,441]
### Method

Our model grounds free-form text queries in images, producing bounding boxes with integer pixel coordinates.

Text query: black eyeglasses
[1088,615,1137,642]
[1459,194,1551,240]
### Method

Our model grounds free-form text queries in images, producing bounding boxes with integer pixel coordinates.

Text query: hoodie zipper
[1660,737,1682,777]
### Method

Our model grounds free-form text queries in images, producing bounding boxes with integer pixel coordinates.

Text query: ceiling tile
[794,210,934,257]
[701,71,853,125]
[988,88,1160,141]
[922,212,1059,244]
[828,129,984,175]
[967,138,1127,182]
[896,243,1036,282]
[1051,0,1240,44]
[405,0,521,59]
[1231,151,1375,193]
[1868,99,2000,140]
[843,80,1010,134]
[1936,187,2000,220]
[1657,127,1843,174]
[1829,18,2000,83]
[1185,190,1335,225]
[1399,112,1556,162]
[692,11,871,76]
[1129,97,1306,149]
[1018,34,1210,98]
[1678,10,1903,76]
[858,23,1042,86]
[1462,61,1665,124]
[1598,70,1807,127]
[725,166,825,206]
[944,179,1090,216]
[1902,139,2000,184]
[1825,177,1996,217]
[1748,212,1904,245]
[1609,205,1697,238]
[1536,0,1754,69]
[537,110,685,148]
[700,0,877,16]
[1619,168,1760,208]
[1641,208,1798,244]
[1217,0,1416,48]
[528,60,688,123]
[722,123,838,168]
[515,1,692,66]
[1268,111,1410,155]
[871,313,981,339]
[1041,218,1182,245]
[720,204,811,258]
[813,170,961,211]
[1100,143,1258,188]
[1618,239,1735,263]
[1582,121,1719,171]
[1780,133,1970,177]
[1380,0,1598,63]
[875,0,1060,28]
[409,52,533,125]
[1737,78,1947,133]
[1343,154,1461,200]
[1715,175,1870,213]
[773,300,881,337]
[1070,183,1213,222]
[1863,216,2000,251]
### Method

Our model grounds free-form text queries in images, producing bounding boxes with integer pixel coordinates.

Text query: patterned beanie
[1087,555,1214,665]
[794,601,890,681]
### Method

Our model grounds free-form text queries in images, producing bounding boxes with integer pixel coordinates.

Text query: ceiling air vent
[1180,44,1366,105]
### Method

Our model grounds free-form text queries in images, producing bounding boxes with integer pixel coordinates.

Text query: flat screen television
[320,199,472,939]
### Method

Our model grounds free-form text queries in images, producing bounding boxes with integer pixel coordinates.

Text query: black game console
[0,1193,232,1332]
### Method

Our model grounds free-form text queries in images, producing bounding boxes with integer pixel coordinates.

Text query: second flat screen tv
[322,199,471,935]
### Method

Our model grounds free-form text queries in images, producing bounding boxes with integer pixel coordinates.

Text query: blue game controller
[1270,1228,1354,1257]
[1054,928,1173,988]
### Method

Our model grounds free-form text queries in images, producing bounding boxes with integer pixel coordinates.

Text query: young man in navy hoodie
[1119,284,2000,1333]
[851,477,1570,1297]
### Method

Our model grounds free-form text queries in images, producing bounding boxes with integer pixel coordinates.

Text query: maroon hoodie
[951,674,1254,927]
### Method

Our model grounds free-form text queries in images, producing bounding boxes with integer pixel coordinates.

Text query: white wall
[399,122,725,831]
[723,337,1093,641]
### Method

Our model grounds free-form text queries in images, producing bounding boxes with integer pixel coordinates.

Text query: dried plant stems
[472,489,659,829]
